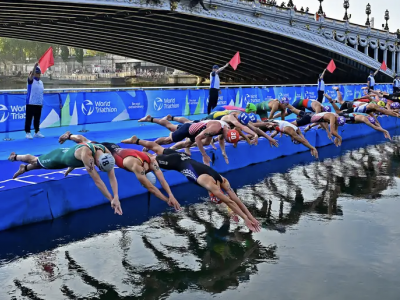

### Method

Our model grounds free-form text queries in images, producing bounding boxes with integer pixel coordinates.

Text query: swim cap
[226,129,240,143]
[245,103,257,113]
[380,98,387,104]
[324,105,331,112]
[98,153,115,172]
[368,116,376,125]
[390,102,400,109]
[337,116,346,126]
[280,97,289,105]
[237,112,250,125]
[248,113,257,122]
[146,172,156,185]
[377,101,386,107]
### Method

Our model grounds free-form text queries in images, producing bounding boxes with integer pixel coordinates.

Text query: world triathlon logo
[81,100,94,115]
[0,104,9,123]
[244,94,250,105]
[154,97,164,111]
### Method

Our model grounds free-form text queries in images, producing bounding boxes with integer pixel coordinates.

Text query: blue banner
[145,90,186,118]
[0,83,394,133]
[304,86,318,101]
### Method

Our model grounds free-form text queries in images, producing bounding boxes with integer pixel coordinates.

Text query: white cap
[98,153,115,172]
[145,172,156,185]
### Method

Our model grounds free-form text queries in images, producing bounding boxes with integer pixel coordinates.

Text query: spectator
[25,63,44,139]
[300,6,304,12]
[306,7,309,13]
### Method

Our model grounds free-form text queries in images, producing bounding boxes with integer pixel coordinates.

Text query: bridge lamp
[343,0,349,21]
[317,0,324,15]
[384,9,389,31]
[365,3,371,26]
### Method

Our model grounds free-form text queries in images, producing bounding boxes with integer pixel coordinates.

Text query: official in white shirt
[393,74,400,93]
[317,68,326,103]
[367,69,379,91]
[25,63,45,139]
[208,63,229,114]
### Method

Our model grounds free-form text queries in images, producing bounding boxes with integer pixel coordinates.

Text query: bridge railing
[0,83,393,139]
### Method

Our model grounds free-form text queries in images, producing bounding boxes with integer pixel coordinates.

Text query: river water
[1,131,400,300]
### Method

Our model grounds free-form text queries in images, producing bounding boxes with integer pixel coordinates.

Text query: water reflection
[1,133,400,299]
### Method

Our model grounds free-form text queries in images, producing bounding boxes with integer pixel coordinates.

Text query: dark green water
[1,135,400,300]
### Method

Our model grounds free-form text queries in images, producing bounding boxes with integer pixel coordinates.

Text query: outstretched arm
[216,63,230,74]
[150,158,181,210]
[221,177,259,226]
[363,119,391,140]
[248,123,278,147]
[329,117,342,146]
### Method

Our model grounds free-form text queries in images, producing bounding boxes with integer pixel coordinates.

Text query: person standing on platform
[317,69,326,103]
[367,69,379,91]
[208,63,229,114]
[393,74,400,93]
[25,63,45,139]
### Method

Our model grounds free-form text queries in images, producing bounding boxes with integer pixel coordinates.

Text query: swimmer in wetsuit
[8,142,122,215]
[290,98,327,114]
[58,132,181,211]
[253,120,319,159]
[122,135,261,232]
[245,98,288,121]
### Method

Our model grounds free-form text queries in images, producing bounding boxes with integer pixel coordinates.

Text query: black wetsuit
[383,93,400,102]
[100,143,223,185]
[295,110,315,127]
[156,149,223,185]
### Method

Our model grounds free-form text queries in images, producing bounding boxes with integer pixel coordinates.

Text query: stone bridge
[0,0,397,84]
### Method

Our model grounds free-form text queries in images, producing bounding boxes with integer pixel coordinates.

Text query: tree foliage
[60,45,70,63]
[74,47,84,66]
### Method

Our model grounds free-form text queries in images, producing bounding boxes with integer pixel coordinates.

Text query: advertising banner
[145,90,186,118]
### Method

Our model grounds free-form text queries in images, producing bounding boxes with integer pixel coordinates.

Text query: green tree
[74,47,84,67]
[60,46,69,63]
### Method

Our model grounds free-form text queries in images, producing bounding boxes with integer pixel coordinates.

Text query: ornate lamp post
[365,3,371,26]
[384,9,389,31]
[287,0,294,8]
[317,0,324,15]
[343,0,349,21]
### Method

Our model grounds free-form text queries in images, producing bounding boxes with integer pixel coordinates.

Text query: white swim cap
[145,172,156,185]
[98,153,115,172]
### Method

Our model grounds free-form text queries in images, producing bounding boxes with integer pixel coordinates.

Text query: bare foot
[138,115,152,123]
[184,148,191,156]
[121,135,138,144]
[210,139,217,150]
[161,114,172,121]
[13,164,26,179]
[8,152,17,162]
[59,131,71,144]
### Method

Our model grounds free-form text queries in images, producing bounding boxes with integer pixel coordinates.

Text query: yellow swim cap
[378,101,386,107]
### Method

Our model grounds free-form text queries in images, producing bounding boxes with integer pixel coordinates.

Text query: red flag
[229,52,241,70]
[326,59,336,73]
[380,61,387,71]
[38,47,54,74]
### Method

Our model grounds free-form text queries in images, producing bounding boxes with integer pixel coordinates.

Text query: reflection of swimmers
[8,142,122,215]
[122,136,261,232]
[59,132,181,211]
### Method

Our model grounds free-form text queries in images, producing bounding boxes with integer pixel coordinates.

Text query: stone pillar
[397,51,400,74]
[364,45,369,56]
[374,48,378,60]
[383,49,388,64]
[392,51,396,72]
